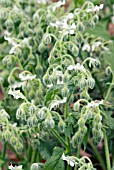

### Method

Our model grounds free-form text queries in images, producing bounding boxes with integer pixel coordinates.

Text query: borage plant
[0,0,114,170]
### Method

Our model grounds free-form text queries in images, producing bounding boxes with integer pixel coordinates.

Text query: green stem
[88,139,106,170]
[7,142,24,160]
[104,131,111,170]
[31,149,37,163]
[76,144,81,158]
[65,102,70,154]
[51,129,67,149]
[104,76,114,103]
[1,143,6,169]
[27,145,32,162]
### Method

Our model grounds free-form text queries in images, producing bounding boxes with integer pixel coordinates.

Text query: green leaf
[104,44,114,73]
[87,20,110,40]
[43,147,64,170]
[104,111,114,130]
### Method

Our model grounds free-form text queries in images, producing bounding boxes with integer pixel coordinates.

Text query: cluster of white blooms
[86,4,104,13]
[9,164,23,170]
[86,100,104,108]
[19,72,36,81]
[49,97,67,110]
[8,87,26,100]
[36,0,50,4]
[67,63,86,73]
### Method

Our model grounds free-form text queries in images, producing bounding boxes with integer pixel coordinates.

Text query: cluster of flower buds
[30,163,43,170]
[0,109,23,153]
[62,153,96,169]
[72,100,104,147]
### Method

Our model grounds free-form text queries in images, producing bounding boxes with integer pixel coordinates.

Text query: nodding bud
[87,78,95,89]
[71,46,79,56]
[79,79,86,89]
[93,15,99,23]
[58,120,65,132]
[10,136,17,146]
[43,73,51,86]
[78,117,85,128]
[4,129,11,141]
[37,109,46,120]
[105,66,112,76]
[77,22,84,32]
[44,117,55,129]
[5,18,14,32]
[48,55,55,64]
[15,142,23,153]
[94,114,102,122]
[43,34,52,45]
[38,43,45,53]
[31,163,40,170]
[61,85,69,97]
[63,71,69,83]
[72,132,82,148]
[73,101,80,111]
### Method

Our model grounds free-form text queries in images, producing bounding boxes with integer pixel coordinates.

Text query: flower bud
[94,114,102,122]
[105,66,112,76]
[73,101,80,111]
[35,64,43,76]
[61,85,69,97]
[37,109,46,120]
[5,18,14,32]
[71,46,79,56]
[93,15,99,23]
[38,43,45,53]
[44,117,55,129]
[4,129,11,141]
[15,142,23,153]
[77,22,84,32]
[0,9,8,20]
[43,34,52,45]
[58,120,65,132]
[63,71,69,83]
[29,90,35,99]
[87,78,95,89]
[31,163,39,170]
[48,55,55,64]
[79,126,87,135]
[10,136,17,146]
[78,79,86,89]
[78,118,85,128]
[72,132,81,148]
[19,22,26,32]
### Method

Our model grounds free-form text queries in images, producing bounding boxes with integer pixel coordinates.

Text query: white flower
[10,82,24,89]
[82,43,90,52]
[52,0,65,12]
[91,41,102,52]
[86,100,104,108]
[67,63,86,73]
[49,97,67,110]
[62,153,76,167]
[19,72,36,81]
[36,0,50,4]
[47,84,53,88]
[86,4,104,13]
[9,164,23,170]
[67,13,74,19]
[4,36,16,46]
[8,87,26,100]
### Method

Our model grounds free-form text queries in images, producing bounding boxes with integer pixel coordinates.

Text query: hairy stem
[88,138,106,170]
[51,129,68,148]
[104,131,111,170]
